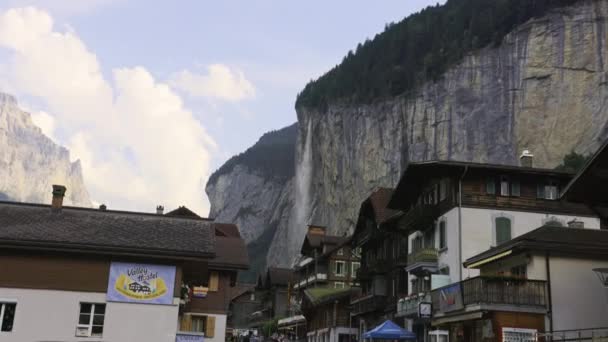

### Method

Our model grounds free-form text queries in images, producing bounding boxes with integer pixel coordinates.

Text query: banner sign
[193,286,209,298]
[107,262,176,305]
[176,333,205,342]
[438,283,463,312]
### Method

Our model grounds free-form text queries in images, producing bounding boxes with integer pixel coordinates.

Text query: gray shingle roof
[0,201,215,259]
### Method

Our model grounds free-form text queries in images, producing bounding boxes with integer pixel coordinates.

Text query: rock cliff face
[0,93,91,206]
[205,124,297,281]
[209,1,608,270]
[267,0,608,266]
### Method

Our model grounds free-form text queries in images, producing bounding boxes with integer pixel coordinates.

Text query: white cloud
[30,110,56,140]
[170,64,256,102]
[0,7,215,214]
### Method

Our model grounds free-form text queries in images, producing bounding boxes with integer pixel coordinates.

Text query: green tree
[555,151,591,173]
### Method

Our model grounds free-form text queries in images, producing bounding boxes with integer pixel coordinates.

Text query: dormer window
[500,176,510,196]
[538,180,559,200]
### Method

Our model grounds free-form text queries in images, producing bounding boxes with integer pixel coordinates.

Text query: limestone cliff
[267,0,608,266]
[0,93,91,206]
[205,124,297,281]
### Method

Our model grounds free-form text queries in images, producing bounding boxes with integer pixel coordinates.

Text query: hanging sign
[193,286,209,298]
[107,262,176,305]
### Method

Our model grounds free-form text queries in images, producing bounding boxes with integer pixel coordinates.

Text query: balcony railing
[350,294,387,316]
[293,273,328,289]
[396,292,431,318]
[431,277,547,314]
[406,248,438,273]
[398,203,440,232]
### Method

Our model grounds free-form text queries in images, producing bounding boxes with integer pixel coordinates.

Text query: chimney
[51,185,66,211]
[568,219,584,229]
[156,205,164,215]
[308,225,326,235]
[520,149,534,168]
[99,204,107,211]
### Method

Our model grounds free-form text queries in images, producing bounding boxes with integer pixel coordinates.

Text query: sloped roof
[215,223,241,238]
[230,283,256,301]
[464,226,608,267]
[165,205,202,219]
[562,139,608,205]
[212,235,249,269]
[304,287,352,306]
[368,188,399,224]
[301,233,346,254]
[0,201,214,260]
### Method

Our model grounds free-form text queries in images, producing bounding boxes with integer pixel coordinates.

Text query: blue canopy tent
[363,320,417,340]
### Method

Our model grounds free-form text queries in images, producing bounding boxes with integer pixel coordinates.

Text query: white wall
[0,287,179,342]
[460,207,599,280]
[406,207,599,290]
[548,257,608,331]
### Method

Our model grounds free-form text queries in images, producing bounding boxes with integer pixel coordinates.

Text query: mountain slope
[209,0,608,270]
[0,93,91,206]
[205,123,297,281]
[272,0,608,266]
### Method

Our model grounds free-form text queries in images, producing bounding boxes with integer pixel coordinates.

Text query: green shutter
[495,217,511,245]
[486,178,496,195]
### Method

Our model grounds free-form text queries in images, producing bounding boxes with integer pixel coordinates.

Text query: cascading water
[289,120,313,264]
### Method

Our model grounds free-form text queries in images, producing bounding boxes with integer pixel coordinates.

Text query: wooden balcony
[406,248,438,274]
[397,203,440,232]
[350,293,387,316]
[431,277,547,315]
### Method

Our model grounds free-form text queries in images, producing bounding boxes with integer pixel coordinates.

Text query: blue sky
[0,0,443,213]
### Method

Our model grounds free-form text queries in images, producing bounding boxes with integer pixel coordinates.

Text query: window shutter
[205,316,216,338]
[209,271,219,292]
[180,314,192,332]
[511,180,520,197]
[495,218,512,245]
[486,178,496,195]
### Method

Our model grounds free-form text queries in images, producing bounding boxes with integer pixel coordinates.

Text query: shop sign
[107,262,176,305]
[438,283,463,312]
[176,333,205,342]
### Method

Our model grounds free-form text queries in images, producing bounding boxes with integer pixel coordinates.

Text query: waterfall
[290,120,313,264]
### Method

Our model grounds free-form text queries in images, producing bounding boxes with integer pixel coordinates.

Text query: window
[486,178,496,195]
[182,315,216,337]
[511,264,527,278]
[538,181,559,200]
[209,271,219,292]
[495,217,512,245]
[351,262,361,278]
[192,316,206,333]
[0,302,16,332]
[76,303,105,337]
[439,178,449,201]
[337,248,343,256]
[500,176,510,196]
[424,229,435,248]
[334,282,345,289]
[439,221,447,250]
[335,261,346,277]
[250,293,255,301]
[511,180,520,197]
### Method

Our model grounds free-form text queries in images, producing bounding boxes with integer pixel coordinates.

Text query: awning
[278,315,306,328]
[363,320,416,340]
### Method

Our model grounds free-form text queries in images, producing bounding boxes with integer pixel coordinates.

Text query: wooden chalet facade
[294,226,359,292]
[386,156,601,341]
[0,186,216,342]
[177,220,249,342]
[350,188,409,340]
[301,287,358,342]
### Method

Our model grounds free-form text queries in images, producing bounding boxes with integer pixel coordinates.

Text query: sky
[0,0,443,215]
